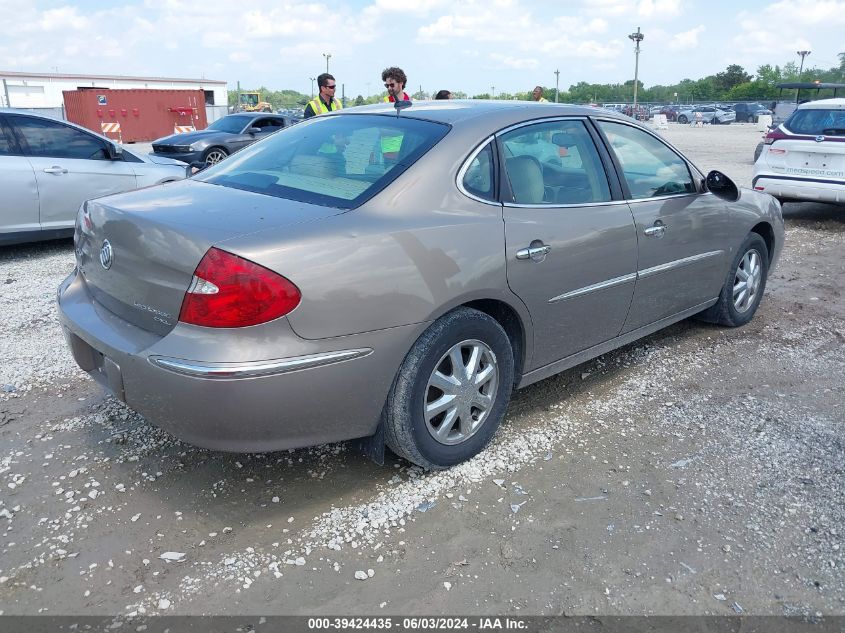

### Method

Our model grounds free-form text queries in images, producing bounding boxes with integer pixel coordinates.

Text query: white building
[0,71,228,118]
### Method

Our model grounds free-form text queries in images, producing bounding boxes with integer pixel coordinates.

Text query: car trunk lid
[75,179,344,336]
[766,137,845,180]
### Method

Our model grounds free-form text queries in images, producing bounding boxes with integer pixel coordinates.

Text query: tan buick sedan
[58,101,784,469]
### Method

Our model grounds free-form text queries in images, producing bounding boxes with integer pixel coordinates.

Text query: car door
[10,115,137,231]
[499,118,638,369]
[595,119,734,333]
[0,116,40,237]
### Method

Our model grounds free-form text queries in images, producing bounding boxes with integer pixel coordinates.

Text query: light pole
[797,50,811,81]
[323,53,332,74]
[309,77,315,98]
[628,26,644,114]
[491,86,495,99]
[554,69,560,103]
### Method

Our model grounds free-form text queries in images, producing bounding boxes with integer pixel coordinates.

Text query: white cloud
[669,25,705,50]
[638,0,682,17]
[489,54,539,70]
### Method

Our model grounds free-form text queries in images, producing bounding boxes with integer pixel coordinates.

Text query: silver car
[58,101,784,469]
[676,105,736,125]
[0,111,188,245]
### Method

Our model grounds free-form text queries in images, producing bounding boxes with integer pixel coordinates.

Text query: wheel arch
[750,221,775,265]
[460,298,527,387]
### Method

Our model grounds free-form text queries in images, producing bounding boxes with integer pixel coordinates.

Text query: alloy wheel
[423,339,499,446]
[205,149,228,166]
[733,249,762,313]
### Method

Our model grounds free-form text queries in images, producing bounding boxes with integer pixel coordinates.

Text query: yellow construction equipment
[237,92,273,113]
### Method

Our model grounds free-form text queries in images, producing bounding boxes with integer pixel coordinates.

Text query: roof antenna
[394,99,411,116]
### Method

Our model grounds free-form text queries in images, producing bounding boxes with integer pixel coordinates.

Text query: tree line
[229,54,845,110]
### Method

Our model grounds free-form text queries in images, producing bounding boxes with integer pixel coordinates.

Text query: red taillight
[179,247,301,328]
[763,128,788,145]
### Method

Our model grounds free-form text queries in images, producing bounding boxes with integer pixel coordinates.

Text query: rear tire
[697,233,769,327]
[384,307,514,470]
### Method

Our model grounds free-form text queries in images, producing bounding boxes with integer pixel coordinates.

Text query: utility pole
[628,26,644,113]
[554,69,560,103]
[797,50,811,81]
[309,77,315,98]
[491,86,495,99]
[323,53,332,74]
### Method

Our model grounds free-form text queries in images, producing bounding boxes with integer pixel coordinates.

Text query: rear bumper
[752,174,845,204]
[57,269,420,452]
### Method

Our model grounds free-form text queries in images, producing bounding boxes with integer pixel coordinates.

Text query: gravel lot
[0,122,843,618]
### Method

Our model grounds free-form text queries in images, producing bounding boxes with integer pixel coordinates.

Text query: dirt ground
[0,122,843,619]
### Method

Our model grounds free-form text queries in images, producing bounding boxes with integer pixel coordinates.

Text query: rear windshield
[196,114,450,209]
[785,108,845,136]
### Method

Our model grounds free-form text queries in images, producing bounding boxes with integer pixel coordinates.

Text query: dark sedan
[151,113,300,166]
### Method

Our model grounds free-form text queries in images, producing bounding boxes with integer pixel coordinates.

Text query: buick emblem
[99,239,114,270]
[815,135,826,142]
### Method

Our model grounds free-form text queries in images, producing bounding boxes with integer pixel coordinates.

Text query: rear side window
[598,120,695,200]
[499,120,611,205]
[198,114,449,209]
[11,116,108,160]
[786,109,845,136]
[461,142,495,201]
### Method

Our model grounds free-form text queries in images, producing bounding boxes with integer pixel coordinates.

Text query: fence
[1,104,227,126]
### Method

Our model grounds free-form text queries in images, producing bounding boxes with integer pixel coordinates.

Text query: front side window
[786,108,845,136]
[208,115,253,134]
[197,114,449,209]
[12,116,108,160]
[499,120,611,205]
[597,120,695,200]
[0,119,16,156]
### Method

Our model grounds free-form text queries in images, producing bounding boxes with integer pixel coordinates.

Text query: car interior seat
[505,155,545,204]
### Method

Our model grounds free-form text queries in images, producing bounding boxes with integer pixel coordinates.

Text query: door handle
[43,166,68,174]
[643,224,666,238]
[516,244,551,260]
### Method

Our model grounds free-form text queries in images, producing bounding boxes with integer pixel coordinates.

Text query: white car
[676,105,736,125]
[752,99,845,204]
[0,111,189,245]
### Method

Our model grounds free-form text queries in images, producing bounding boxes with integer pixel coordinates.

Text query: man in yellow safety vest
[532,86,548,102]
[304,73,342,118]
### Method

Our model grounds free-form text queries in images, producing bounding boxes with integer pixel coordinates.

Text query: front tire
[384,307,514,470]
[203,147,229,166]
[698,233,769,327]
[678,115,689,124]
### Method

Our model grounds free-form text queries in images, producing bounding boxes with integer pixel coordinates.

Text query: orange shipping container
[63,88,208,143]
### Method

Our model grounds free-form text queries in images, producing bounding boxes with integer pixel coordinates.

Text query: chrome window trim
[625,192,705,204]
[503,199,630,209]
[548,273,637,303]
[638,250,724,279]
[456,135,500,206]
[495,115,590,137]
[149,348,373,379]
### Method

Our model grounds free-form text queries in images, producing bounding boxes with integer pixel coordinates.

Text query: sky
[1,0,844,98]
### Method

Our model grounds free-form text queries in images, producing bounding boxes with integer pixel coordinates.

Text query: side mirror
[107,143,123,159]
[248,126,262,134]
[704,170,739,202]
